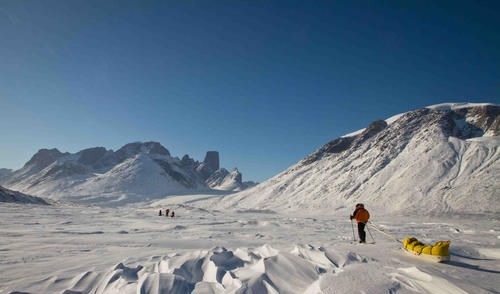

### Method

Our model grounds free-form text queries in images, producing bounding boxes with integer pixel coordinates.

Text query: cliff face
[204,151,220,171]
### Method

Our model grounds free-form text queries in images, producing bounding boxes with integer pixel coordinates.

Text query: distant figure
[158,209,162,216]
[165,208,170,217]
[350,203,370,243]
[171,211,175,218]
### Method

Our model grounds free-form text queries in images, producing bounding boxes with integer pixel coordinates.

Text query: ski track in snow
[0,201,499,294]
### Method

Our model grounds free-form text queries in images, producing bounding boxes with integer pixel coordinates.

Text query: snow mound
[38,244,390,294]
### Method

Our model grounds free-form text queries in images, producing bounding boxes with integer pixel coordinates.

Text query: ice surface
[0,201,498,293]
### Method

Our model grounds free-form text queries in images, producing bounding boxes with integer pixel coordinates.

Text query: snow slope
[206,168,252,191]
[192,103,499,215]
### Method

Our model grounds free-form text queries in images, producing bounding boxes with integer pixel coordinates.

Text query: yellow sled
[402,237,451,263]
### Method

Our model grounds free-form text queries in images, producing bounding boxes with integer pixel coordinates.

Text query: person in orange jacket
[350,203,370,243]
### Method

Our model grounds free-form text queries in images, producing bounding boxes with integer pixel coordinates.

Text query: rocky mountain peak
[77,147,108,166]
[115,142,170,160]
[203,151,220,171]
[229,168,242,183]
[24,148,66,170]
[359,119,388,141]
[205,167,246,191]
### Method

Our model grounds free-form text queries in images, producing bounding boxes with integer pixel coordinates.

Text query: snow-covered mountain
[0,142,251,205]
[0,185,49,205]
[0,168,12,183]
[203,103,499,215]
[206,168,255,191]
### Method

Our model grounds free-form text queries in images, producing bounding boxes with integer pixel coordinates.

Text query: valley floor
[0,196,499,293]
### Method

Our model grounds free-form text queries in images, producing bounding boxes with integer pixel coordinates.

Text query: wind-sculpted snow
[1,202,498,293]
[20,245,391,294]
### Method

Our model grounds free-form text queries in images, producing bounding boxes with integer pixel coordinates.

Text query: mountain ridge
[0,142,254,205]
[194,103,499,215]
[0,185,49,205]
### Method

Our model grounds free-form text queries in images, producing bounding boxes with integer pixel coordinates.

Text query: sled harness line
[366,222,402,243]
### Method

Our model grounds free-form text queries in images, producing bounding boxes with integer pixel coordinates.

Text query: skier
[350,203,370,243]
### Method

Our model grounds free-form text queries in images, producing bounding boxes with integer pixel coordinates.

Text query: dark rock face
[203,151,220,171]
[196,163,215,181]
[302,137,354,165]
[205,168,230,187]
[449,105,500,138]
[357,119,388,143]
[146,142,171,156]
[78,147,107,167]
[301,119,388,166]
[0,185,49,205]
[24,149,66,170]
[154,159,196,188]
[471,105,500,136]
[181,155,196,167]
[44,161,89,178]
[115,142,170,162]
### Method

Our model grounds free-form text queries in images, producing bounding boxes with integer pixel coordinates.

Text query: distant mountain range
[201,103,499,215]
[2,103,498,214]
[0,142,255,206]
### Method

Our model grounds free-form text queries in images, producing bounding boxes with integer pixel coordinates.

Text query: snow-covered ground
[1,196,498,294]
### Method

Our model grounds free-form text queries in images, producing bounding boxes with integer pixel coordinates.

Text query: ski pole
[367,222,401,243]
[365,223,375,243]
[350,219,357,241]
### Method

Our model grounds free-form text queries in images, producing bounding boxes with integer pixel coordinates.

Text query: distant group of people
[159,208,175,218]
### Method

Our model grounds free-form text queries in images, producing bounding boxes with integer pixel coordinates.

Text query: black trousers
[357,222,366,242]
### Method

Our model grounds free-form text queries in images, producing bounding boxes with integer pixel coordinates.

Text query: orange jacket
[352,207,370,223]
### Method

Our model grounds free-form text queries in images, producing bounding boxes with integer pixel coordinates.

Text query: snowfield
[0,198,498,294]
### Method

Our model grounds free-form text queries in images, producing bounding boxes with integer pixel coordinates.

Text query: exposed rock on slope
[0,185,49,205]
[204,103,499,214]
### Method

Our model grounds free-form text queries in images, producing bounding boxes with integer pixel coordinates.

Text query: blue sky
[0,1,499,182]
